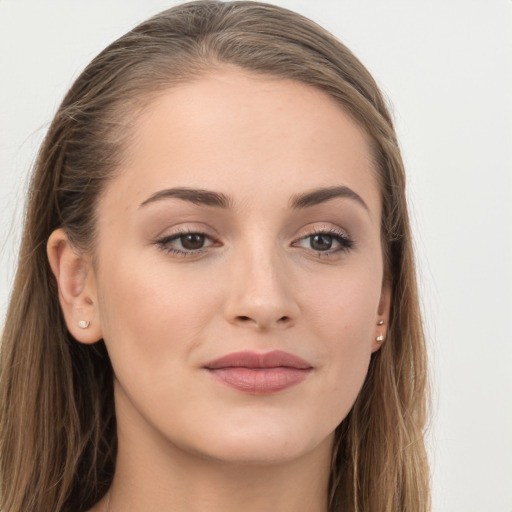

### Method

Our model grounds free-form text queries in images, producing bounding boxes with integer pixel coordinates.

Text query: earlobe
[371,281,392,353]
[47,228,103,344]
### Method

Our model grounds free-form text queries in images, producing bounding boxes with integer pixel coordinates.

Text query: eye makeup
[153,223,355,261]
[155,227,219,257]
[292,226,354,257]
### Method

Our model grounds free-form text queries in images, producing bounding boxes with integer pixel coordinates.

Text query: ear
[47,228,103,344]
[371,279,392,353]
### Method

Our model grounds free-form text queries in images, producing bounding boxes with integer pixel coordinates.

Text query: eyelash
[292,227,354,257]
[155,227,354,258]
[155,228,216,257]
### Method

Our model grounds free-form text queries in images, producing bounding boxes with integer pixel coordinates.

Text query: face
[89,68,389,465]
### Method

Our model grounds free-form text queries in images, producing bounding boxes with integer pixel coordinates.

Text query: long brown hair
[0,2,430,511]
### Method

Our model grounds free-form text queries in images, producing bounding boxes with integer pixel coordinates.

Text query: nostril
[233,315,293,327]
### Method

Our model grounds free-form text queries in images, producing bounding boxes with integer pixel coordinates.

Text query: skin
[48,68,390,512]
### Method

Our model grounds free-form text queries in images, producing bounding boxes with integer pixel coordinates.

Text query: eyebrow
[139,187,231,208]
[289,186,369,212]
[139,185,368,212]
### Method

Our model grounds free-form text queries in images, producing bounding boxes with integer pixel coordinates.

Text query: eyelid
[152,222,354,258]
[153,225,221,257]
[152,221,219,240]
[291,224,354,255]
[293,223,351,241]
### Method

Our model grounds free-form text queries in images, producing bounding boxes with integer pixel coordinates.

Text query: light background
[0,1,511,510]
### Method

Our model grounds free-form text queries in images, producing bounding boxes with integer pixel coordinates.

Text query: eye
[293,228,354,255]
[178,233,207,250]
[156,230,216,256]
[310,233,337,251]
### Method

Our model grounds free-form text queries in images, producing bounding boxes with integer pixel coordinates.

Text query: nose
[223,242,299,330]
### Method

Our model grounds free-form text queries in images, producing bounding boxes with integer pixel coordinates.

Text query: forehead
[103,68,380,215]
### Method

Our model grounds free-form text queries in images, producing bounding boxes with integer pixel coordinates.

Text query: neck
[101,404,332,512]
[108,440,332,512]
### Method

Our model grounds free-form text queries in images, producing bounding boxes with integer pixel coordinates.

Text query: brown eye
[156,231,215,256]
[310,234,334,251]
[293,229,354,256]
[180,233,206,250]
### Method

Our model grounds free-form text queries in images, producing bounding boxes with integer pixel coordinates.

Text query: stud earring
[78,320,90,329]
[376,335,384,343]
[377,320,384,326]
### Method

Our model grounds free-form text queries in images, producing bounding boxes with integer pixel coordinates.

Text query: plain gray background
[1,1,511,510]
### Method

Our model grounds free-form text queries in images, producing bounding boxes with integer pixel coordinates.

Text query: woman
[0,1,429,511]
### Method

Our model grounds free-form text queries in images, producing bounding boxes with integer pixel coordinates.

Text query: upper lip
[204,350,313,370]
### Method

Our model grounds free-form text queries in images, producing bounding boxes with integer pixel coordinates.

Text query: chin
[173,418,334,467]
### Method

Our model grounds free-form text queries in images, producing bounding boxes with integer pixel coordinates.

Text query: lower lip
[207,367,311,394]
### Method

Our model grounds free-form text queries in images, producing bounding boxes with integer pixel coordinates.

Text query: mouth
[204,350,313,394]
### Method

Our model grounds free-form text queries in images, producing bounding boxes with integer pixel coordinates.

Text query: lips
[204,350,313,394]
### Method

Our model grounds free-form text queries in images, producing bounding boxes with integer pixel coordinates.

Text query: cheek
[303,261,381,342]
[300,265,381,407]
[95,251,220,383]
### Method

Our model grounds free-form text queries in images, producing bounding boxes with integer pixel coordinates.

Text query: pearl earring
[376,335,384,342]
[377,320,384,326]
[78,320,90,329]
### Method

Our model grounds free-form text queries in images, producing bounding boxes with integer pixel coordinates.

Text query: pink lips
[204,350,313,394]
